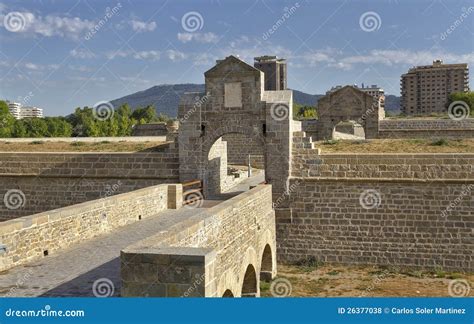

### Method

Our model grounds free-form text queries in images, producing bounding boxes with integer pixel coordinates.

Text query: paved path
[0,173,265,297]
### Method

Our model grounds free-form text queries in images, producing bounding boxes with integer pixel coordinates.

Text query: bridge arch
[241,264,257,297]
[260,244,273,282]
[222,289,234,297]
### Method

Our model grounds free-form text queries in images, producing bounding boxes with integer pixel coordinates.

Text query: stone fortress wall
[277,131,474,271]
[0,147,179,221]
[0,183,182,272]
[377,118,474,138]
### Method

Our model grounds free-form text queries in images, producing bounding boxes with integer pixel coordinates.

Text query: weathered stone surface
[121,185,277,297]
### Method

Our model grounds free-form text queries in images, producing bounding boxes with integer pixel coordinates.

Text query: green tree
[0,100,14,138]
[45,117,73,137]
[448,92,474,116]
[12,120,27,137]
[131,105,156,124]
[293,102,317,120]
[22,118,49,137]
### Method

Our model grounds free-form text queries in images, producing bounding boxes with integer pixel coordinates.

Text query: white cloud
[337,49,474,69]
[133,50,161,61]
[70,48,96,59]
[24,62,40,70]
[0,11,95,39]
[68,64,93,72]
[166,50,186,62]
[177,32,219,43]
[130,19,156,32]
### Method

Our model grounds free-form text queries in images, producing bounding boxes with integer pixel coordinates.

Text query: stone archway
[260,244,273,282]
[317,85,380,140]
[177,55,295,205]
[203,126,265,197]
[241,264,258,297]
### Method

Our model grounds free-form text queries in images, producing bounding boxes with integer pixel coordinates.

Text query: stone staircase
[292,131,319,151]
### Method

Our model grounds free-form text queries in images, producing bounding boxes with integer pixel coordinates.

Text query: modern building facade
[253,55,287,91]
[400,60,469,115]
[20,106,44,118]
[6,101,44,119]
[7,101,21,119]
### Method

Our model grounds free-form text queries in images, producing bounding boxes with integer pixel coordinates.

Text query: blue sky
[0,0,473,116]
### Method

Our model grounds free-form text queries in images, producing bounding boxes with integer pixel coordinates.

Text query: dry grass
[0,141,169,152]
[316,138,474,153]
[261,264,474,297]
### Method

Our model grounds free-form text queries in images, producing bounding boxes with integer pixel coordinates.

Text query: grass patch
[295,256,324,273]
[446,273,465,280]
[430,138,449,146]
[260,281,271,292]
[70,142,85,147]
[322,139,339,145]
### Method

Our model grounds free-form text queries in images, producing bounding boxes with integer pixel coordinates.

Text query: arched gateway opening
[241,264,258,297]
[178,55,293,206]
[206,131,265,197]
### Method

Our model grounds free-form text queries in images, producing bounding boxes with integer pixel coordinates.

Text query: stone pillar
[265,100,293,208]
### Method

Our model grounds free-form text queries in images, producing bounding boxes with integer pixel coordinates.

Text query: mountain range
[110,83,401,117]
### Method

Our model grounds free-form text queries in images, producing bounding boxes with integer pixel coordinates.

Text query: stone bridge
[0,176,276,297]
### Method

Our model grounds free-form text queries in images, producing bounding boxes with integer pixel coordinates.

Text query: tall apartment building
[6,101,44,119]
[400,60,469,115]
[21,106,44,118]
[7,101,21,119]
[254,55,287,91]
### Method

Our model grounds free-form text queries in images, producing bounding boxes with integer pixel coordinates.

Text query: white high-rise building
[21,106,44,118]
[5,101,44,119]
[7,101,21,119]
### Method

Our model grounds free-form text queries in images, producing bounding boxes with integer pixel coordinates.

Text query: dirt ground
[315,138,474,153]
[261,264,474,297]
[0,141,168,152]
